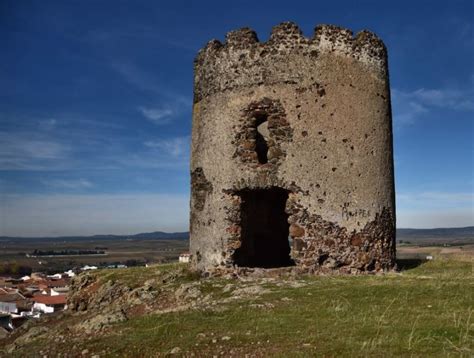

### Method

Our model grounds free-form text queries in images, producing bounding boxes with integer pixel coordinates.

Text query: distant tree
[124,259,144,267]
[0,263,32,275]
[10,263,19,274]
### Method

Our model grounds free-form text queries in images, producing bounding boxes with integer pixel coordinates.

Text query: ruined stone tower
[190,22,396,274]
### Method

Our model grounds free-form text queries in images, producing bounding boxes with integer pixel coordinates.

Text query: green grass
[86,262,201,289]
[87,259,473,357]
[6,258,473,357]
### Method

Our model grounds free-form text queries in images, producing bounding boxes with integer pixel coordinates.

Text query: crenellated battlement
[268,22,306,43]
[225,27,259,48]
[196,22,386,60]
[194,22,388,103]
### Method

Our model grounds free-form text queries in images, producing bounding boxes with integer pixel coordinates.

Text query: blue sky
[1,0,473,236]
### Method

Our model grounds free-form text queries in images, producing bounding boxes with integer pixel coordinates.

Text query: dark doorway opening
[233,187,294,268]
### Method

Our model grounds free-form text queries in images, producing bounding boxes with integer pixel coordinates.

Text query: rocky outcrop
[1,265,310,356]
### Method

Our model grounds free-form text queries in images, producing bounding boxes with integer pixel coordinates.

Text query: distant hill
[1,227,472,244]
[396,226,473,244]
[397,226,474,238]
[0,231,189,242]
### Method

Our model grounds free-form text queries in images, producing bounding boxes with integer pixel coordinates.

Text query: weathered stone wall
[190,22,396,274]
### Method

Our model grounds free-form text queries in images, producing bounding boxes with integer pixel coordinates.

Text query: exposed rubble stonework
[190,22,396,275]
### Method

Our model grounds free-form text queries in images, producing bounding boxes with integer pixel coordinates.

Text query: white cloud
[110,153,189,170]
[0,137,65,159]
[0,132,69,170]
[391,86,474,127]
[144,136,189,157]
[138,106,174,124]
[0,194,189,237]
[411,88,474,111]
[111,62,190,105]
[42,178,94,190]
[391,91,428,125]
[397,191,473,210]
[0,111,190,171]
[112,62,162,94]
[112,61,190,126]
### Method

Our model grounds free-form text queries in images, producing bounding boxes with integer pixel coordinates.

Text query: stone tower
[190,22,396,274]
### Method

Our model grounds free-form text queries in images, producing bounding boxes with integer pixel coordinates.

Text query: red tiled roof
[0,288,18,294]
[40,279,69,288]
[32,295,66,305]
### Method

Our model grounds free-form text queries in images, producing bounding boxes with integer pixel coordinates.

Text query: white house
[51,287,69,296]
[0,301,17,314]
[179,253,191,263]
[64,270,76,277]
[47,273,63,279]
[0,293,26,314]
[32,295,67,314]
[81,265,98,271]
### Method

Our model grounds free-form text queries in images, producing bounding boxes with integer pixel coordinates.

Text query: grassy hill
[2,253,472,357]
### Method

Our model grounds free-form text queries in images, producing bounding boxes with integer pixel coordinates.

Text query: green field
[0,237,188,274]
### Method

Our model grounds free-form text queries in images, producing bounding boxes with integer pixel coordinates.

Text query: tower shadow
[396,258,426,271]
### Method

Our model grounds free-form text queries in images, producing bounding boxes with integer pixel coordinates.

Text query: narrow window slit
[255,114,269,164]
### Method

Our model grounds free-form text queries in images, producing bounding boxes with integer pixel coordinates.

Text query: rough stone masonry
[190,22,396,275]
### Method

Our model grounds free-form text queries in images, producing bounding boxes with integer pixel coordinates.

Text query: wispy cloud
[108,136,190,170]
[391,91,428,125]
[0,132,69,170]
[448,17,474,49]
[111,62,190,105]
[391,86,474,127]
[112,62,163,96]
[0,112,190,171]
[111,61,191,126]
[42,178,94,190]
[144,136,189,157]
[138,106,174,125]
[397,191,474,206]
[410,88,474,111]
